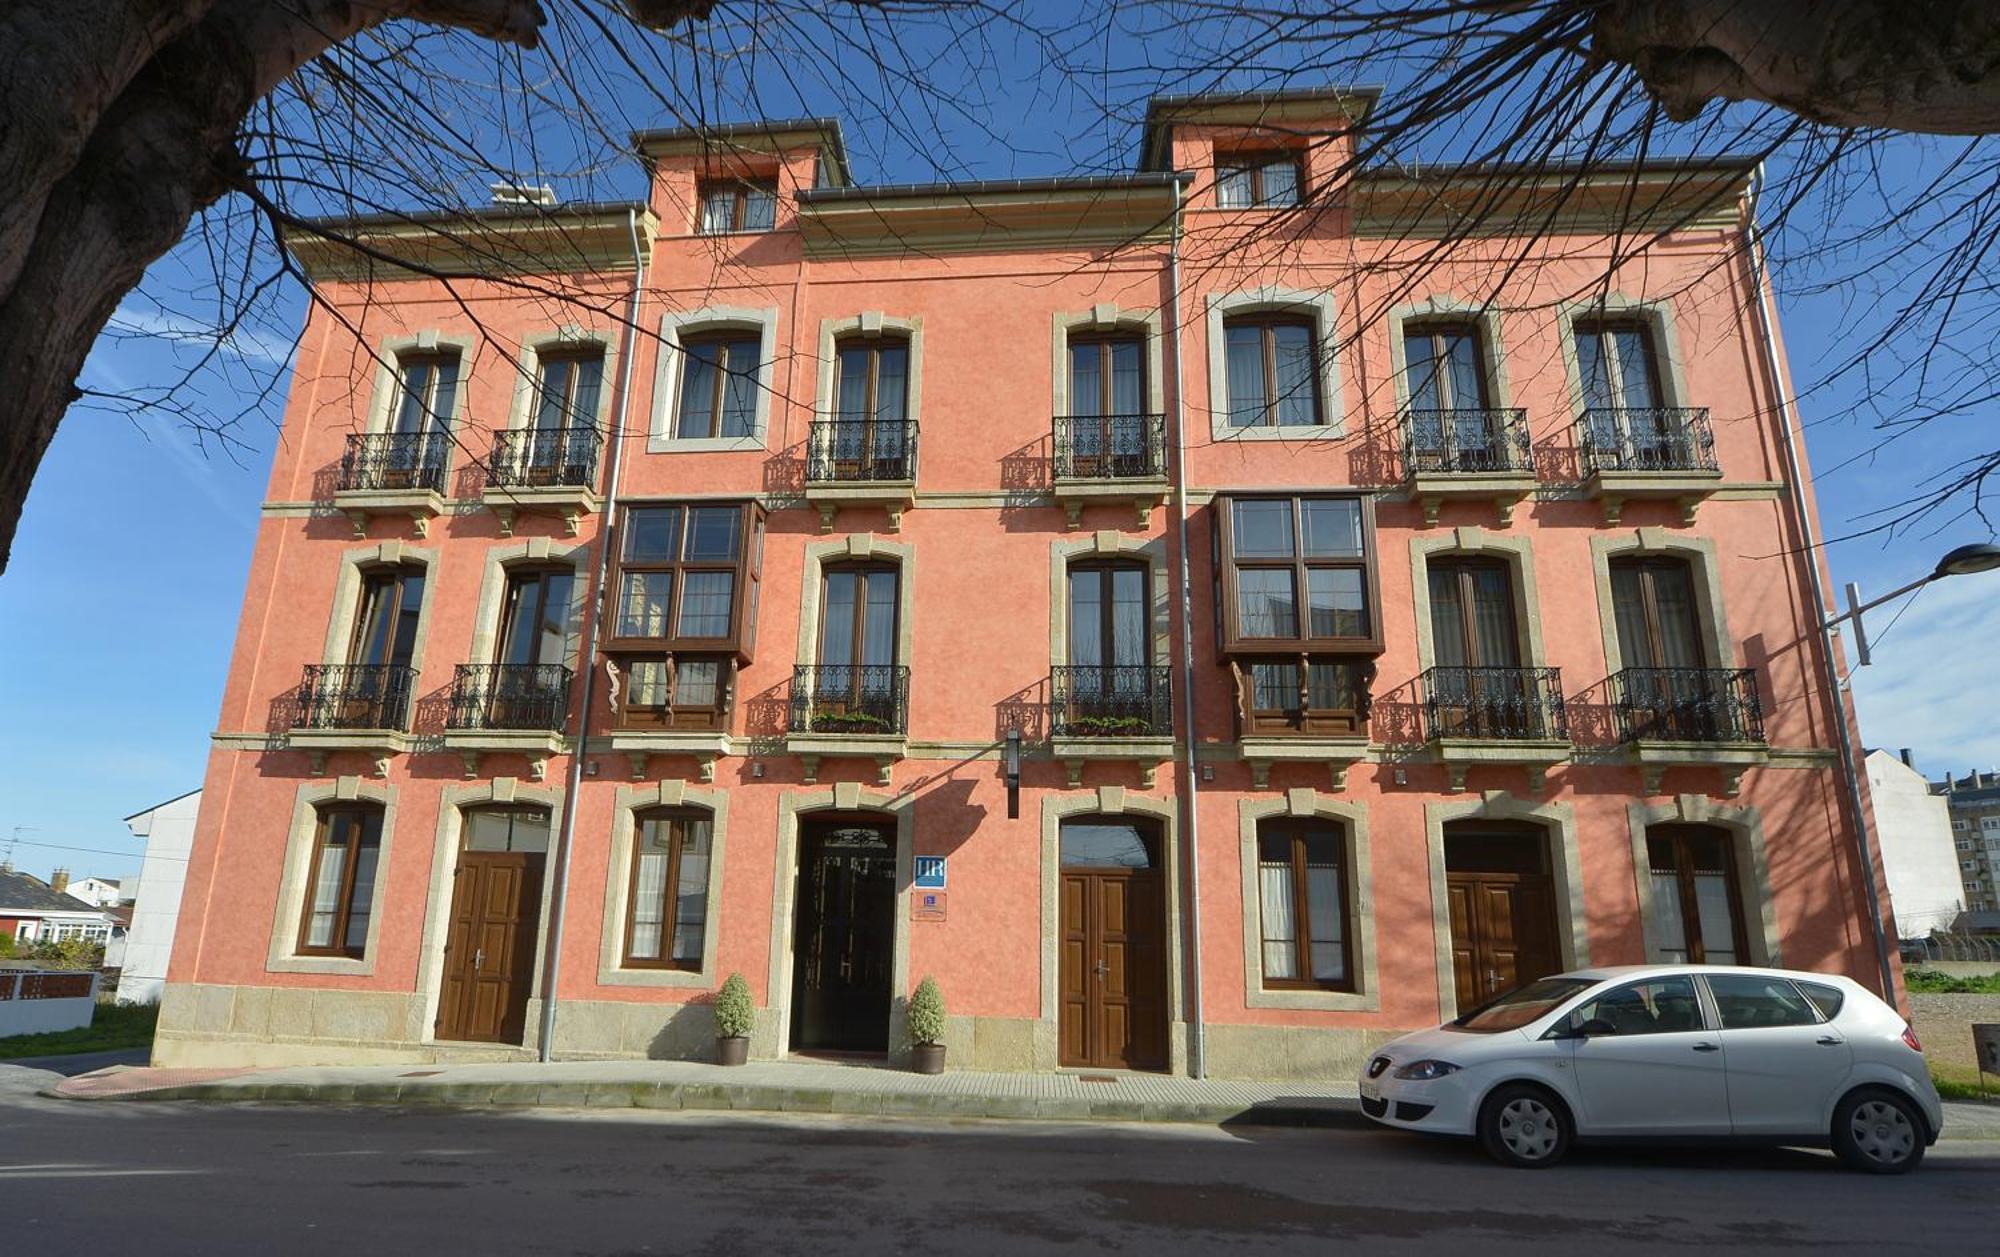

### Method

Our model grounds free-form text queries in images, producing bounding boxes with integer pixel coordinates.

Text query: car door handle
[1816,1035,1843,1046]
[1691,1042,1720,1052]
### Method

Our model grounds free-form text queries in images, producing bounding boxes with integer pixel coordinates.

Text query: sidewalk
[50,1055,1362,1126]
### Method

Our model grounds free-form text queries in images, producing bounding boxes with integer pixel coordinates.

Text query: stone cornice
[283,205,657,283]
[1350,161,1751,238]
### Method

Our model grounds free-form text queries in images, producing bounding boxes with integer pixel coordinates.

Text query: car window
[1559,976,1704,1037]
[1452,977,1598,1033]
[1796,980,1845,1020]
[1706,973,1821,1029]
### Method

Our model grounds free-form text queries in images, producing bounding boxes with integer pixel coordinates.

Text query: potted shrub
[907,975,947,1074]
[713,972,754,1066]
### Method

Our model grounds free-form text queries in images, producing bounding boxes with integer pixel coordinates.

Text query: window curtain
[630,844,668,959]
[1225,325,1265,426]
[676,345,719,438]
[672,824,710,965]
[305,842,348,949]
[1259,856,1298,980]
[1272,324,1317,426]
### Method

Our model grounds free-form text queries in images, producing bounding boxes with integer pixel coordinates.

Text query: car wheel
[1477,1084,1572,1169]
[1832,1089,1926,1175]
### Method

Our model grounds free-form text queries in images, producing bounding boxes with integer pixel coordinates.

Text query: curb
[46,1077,1370,1129]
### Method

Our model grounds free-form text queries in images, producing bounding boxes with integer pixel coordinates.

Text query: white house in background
[1866,749,1966,939]
[65,876,127,908]
[0,867,111,944]
[117,789,201,1006]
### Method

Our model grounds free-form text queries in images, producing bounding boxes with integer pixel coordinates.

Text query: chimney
[1900,748,1916,769]
[50,867,69,895]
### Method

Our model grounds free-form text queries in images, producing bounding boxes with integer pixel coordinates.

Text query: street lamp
[1820,543,2000,1002]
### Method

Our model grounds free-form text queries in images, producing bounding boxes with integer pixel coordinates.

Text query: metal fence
[1053,414,1168,480]
[1420,665,1568,741]
[338,430,452,493]
[788,663,911,735]
[488,426,600,489]
[448,663,573,731]
[1577,406,1718,474]
[296,663,418,731]
[1401,408,1533,475]
[1609,666,1764,744]
[1050,665,1173,737]
[806,417,919,483]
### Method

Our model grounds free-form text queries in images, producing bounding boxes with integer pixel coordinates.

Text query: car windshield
[1451,977,1599,1033]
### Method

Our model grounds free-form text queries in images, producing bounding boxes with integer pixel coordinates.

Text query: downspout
[1742,167,1898,1001]
[1167,176,1208,1077]
[538,207,647,1060]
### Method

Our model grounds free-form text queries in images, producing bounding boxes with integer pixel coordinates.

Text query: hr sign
[914,856,947,890]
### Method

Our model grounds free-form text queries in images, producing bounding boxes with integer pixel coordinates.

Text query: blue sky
[2,19,1995,883]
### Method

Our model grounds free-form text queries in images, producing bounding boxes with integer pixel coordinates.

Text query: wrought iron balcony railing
[448,663,573,732]
[1053,414,1168,480]
[806,416,919,484]
[1051,665,1173,738]
[1402,408,1533,476]
[338,431,451,494]
[1421,666,1569,741]
[1576,407,1718,475]
[488,426,600,490]
[788,663,911,736]
[1609,667,1765,744]
[296,663,417,731]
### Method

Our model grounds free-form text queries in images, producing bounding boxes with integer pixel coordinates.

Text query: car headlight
[1391,1059,1462,1081]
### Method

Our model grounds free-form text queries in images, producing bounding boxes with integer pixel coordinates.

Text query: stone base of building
[155,982,1402,1080]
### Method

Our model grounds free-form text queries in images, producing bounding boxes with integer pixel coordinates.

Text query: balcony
[1609,666,1768,795]
[333,432,452,538]
[290,663,416,775]
[1420,665,1571,793]
[785,663,911,784]
[1051,414,1169,529]
[1575,407,1721,525]
[1401,408,1537,527]
[442,663,572,780]
[804,417,919,532]
[1050,664,1174,787]
[482,426,603,536]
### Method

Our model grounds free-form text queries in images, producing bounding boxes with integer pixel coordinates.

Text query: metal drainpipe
[1742,167,1898,1001]
[537,207,647,1060]
[1166,176,1208,1078]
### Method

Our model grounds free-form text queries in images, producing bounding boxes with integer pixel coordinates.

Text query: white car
[1358,965,1943,1173]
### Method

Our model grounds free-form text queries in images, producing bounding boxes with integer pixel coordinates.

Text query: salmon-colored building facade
[159,90,1891,1077]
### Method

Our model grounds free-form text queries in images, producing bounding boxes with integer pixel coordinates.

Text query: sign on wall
[914,856,947,890]
[912,890,947,922]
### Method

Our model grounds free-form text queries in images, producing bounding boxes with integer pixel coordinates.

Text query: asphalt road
[4,1061,1998,1255]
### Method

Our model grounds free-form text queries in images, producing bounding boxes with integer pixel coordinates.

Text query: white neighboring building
[65,876,126,908]
[1866,750,1965,940]
[117,789,201,1006]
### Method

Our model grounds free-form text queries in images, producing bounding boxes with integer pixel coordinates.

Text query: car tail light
[1901,1023,1923,1054]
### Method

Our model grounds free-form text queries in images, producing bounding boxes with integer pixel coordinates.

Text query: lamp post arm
[1819,572,1935,632]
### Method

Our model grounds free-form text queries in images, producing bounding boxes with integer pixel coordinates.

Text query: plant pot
[910,1042,946,1075]
[716,1035,750,1066]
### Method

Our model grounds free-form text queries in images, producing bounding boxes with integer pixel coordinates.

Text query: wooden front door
[791,820,897,1053]
[1058,819,1168,1071]
[436,851,544,1044]
[1444,823,1560,1011]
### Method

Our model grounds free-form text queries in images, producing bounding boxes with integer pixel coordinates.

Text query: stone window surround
[646,304,782,453]
[767,785,916,1060]
[793,534,917,669]
[1625,794,1783,968]
[412,778,564,1048]
[597,779,732,989]
[813,311,925,432]
[1048,531,1172,671]
[1587,529,1735,675]
[1554,292,1694,416]
[1237,790,1380,1012]
[503,326,621,433]
[1423,792,1591,1021]
[1407,528,1548,674]
[319,540,441,679]
[465,537,590,668]
[1038,788,1187,1073]
[362,331,474,436]
[1203,285,1345,442]
[265,777,399,976]
[1383,295,1515,414]
[1049,302,1168,419]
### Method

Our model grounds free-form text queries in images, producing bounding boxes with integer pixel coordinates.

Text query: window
[1070,335,1145,417]
[1223,316,1321,427]
[698,178,777,234]
[1218,496,1374,648]
[1559,976,1705,1036]
[1257,820,1352,990]
[1403,321,1489,411]
[1796,981,1845,1021]
[1610,557,1705,670]
[1574,318,1664,411]
[827,336,913,475]
[610,503,759,648]
[1648,825,1746,965]
[673,332,761,439]
[389,351,459,436]
[1068,563,1149,670]
[623,809,711,969]
[499,568,575,669]
[532,349,603,431]
[349,564,426,669]
[297,804,383,958]
[620,656,731,731]
[463,805,552,853]
[1705,973,1821,1029]
[1428,558,1520,670]
[1216,152,1301,208]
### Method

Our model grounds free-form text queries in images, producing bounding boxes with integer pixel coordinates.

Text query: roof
[631,117,853,188]
[797,172,1189,204]
[281,202,657,282]
[1139,86,1382,171]
[122,786,201,824]
[0,868,101,916]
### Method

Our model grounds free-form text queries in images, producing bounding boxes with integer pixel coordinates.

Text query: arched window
[623,809,713,970]
[1255,819,1352,990]
[674,330,762,439]
[297,803,384,958]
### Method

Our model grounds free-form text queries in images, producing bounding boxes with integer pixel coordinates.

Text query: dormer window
[699,178,777,234]
[1216,152,1301,208]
